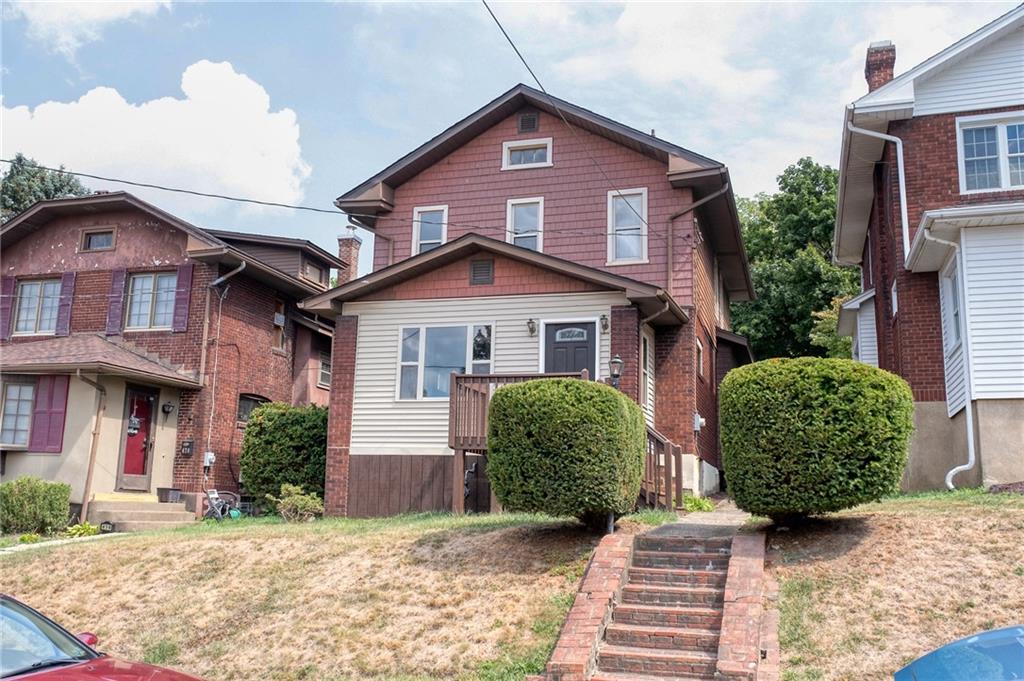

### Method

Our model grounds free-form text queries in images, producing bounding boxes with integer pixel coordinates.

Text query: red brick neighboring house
[835,7,1024,489]
[0,192,348,517]
[302,84,755,517]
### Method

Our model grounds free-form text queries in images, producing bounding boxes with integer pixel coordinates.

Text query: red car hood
[13,656,204,681]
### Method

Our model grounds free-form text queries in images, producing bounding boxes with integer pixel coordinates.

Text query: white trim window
[125,272,177,330]
[13,280,61,335]
[957,112,1024,193]
[695,337,705,379]
[397,323,493,400]
[318,350,332,388]
[501,137,553,170]
[891,280,898,318]
[607,188,648,264]
[0,381,35,447]
[412,205,448,254]
[942,260,963,353]
[506,197,543,252]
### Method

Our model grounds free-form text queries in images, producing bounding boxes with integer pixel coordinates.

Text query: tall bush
[720,357,913,521]
[0,476,71,534]
[238,403,327,503]
[486,378,644,527]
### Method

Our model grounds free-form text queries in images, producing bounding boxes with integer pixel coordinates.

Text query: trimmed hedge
[720,357,913,521]
[0,476,71,534]
[238,403,327,503]
[486,378,645,525]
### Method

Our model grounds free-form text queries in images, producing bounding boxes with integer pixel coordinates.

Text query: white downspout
[846,122,910,263]
[922,227,977,489]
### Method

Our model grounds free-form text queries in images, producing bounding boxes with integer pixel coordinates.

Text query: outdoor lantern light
[526,318,538,336]
[609,354,624,388]
[161,402,176,415]
[600,314,610,333]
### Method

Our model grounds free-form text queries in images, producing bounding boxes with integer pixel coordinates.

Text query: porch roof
[0,334,201,388]
[299,233,689,326]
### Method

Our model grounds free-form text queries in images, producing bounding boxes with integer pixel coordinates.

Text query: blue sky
[2,1,1017,275]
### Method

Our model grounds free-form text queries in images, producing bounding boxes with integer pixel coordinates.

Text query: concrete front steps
[87,499,196,532]
[591,535,732,681]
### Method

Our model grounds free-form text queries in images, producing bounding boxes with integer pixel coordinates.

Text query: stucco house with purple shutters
[0,192,352,522]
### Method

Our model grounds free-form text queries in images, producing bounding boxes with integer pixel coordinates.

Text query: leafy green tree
[1,154,91,223]
[731,158,859,358]
[810,296,853,358]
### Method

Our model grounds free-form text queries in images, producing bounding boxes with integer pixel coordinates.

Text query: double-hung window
[506,197,543,251]
[607,188,648,264]
[943,261,962,353]
[958,112,1024,193]
[0,381,35,447]
[13,280,61,335]
[125,272,177,330]
[413,205,447,255]
[502,138,552,170]
[398,323,493,400]
[318,350,332,388]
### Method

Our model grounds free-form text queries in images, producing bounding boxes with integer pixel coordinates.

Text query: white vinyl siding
[345,291,624,455]
[855,303,878,367]
[962,225,1024,400]
[914,27,1024,117]
[939,258,967,416]
[641,326,655,427]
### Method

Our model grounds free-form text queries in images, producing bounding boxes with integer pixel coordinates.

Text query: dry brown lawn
[767,489,1024,681]
[0,513,632,681]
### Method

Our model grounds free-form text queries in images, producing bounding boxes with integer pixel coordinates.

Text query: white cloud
[5,1,171,60]
[2,60,311,216]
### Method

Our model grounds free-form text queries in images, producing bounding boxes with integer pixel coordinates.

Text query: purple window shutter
[171,263,193,333]
[28,375,69,453]
[54,272,76,337]
[0,276,15,341]
[106,268,127,336]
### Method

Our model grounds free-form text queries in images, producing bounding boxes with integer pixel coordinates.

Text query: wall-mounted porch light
[600,314,610,334]
[526,318,538,336]
[609,354,624,388]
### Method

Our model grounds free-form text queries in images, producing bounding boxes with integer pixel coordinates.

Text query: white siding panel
[939,265,967,416]
[964,226,1024,400]
[856,303,878,367]
[641,325,656,427]
[915,28,1024,116]
[345,292,626,455]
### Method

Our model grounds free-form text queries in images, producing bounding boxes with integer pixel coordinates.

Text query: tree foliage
[810,296,853,358]
[731,158,859,359]
[1,153,91,223]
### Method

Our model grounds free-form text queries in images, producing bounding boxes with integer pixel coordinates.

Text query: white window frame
[506,196,544,252]
[606,187,649,265]
[412,205,448,255]
[501,137,553,171]
[395,322,495,401]
[891,280,898,318]
[12,279,61,336]
[318,350,332,389]
[941,258,963,356]
[0,379,36,448]
[641,330,652,408]
[696,337,705,379]
[537,318,602,380]
[124,272,178,331]
[956,111,1024,195]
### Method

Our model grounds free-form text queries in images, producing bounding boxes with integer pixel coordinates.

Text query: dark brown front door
[118,386,158,491]
[544,322,596,377]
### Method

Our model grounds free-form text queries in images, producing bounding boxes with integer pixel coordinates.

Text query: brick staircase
[591,535,733,681]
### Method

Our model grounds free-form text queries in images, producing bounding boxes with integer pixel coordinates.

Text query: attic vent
[518,111,539,134]
[469,258,494,286]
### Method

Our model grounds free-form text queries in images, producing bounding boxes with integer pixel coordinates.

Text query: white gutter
[921,227,977,489]
[846,121,910,265]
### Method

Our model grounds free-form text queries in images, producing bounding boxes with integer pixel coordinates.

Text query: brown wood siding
[345,454,490,517]
[222,242,303,279]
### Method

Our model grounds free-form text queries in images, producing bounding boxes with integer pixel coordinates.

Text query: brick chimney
[865,41,896,92]
[337,232,362,283]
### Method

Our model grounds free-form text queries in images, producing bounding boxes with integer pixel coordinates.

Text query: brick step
[100,519,196,532]
[612,604,723,629]
[591,672,714,681]
[621,584,724,607]
[87,501,188,513]
[89,509,196,523]
[632,551,731,570]
[636,535,733,554]
[629,566,728,587]
[597,644,717,677]
[604,622,720,652]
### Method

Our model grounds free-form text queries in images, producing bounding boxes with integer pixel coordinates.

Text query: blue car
[895,626,1024,680]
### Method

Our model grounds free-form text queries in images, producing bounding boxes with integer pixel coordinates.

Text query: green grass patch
[622,509,678,526]
[476,590,575,681]
[142,638,180,666]
[682,496,715,513]
[871,488,1024,511]
[779,577,825,681]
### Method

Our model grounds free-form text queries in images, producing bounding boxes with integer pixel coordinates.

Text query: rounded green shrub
[720,357,913,521]
[238,403,327,503]
[486,378,645,526]
[0,475,71,534]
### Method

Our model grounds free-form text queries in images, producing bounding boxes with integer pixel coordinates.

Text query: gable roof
[300,233,688,326]
[0,192,329,297]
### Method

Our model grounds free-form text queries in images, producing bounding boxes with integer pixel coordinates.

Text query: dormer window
[502,138,553,170]
[302,260,324,284]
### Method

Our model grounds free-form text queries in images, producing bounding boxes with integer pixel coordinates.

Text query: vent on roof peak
[518,111,539,134]
[469,258,494,286]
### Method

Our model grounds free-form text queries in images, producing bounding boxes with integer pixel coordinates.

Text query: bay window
[397,323,493,399]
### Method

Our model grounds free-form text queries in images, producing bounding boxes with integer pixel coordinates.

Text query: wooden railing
[643,426,685,511]
[448,370,588,513]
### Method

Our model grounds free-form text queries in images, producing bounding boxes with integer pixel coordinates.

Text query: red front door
[119,388,156,490]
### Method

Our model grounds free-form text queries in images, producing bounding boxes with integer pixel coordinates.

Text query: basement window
[502,138,553,170]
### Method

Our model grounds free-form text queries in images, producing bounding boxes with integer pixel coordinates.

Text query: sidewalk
[648,498,750,538]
